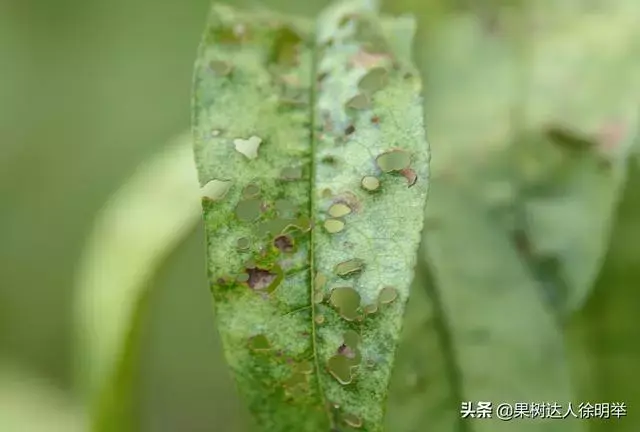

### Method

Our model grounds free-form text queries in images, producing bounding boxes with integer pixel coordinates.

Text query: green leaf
[417,182,582,432]
[0,361,85,432]
[418,0,640,313]
[192,1,429,431]
[385,264,461,432]
[386,1,640,431]
[511,123,637,313]
[73,133,202,431]
[568,161,640,432]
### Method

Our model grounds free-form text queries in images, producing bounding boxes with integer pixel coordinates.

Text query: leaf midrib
[307,31,334,429]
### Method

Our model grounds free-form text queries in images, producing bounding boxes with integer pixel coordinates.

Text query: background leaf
[419,0,640,311]
[568,162,640,432]
[0,361,86,432]
[74,133,201,431]
[386,1,640,431]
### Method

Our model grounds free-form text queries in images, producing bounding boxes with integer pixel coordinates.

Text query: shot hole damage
[234,135,263,159]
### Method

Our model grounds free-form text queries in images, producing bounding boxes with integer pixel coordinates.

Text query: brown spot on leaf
[399,168,418,187]
[337,344,357,359]
[244,266,282,292]
[247,268,275,290]
[345,125,356,136]
[274,235,295,253]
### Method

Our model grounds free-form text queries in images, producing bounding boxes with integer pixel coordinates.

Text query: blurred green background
[1,0,639,431]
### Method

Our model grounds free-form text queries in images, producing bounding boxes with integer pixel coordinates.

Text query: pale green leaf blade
[0,361,86,432]
[420,1,640,311]
[521,0,640,310]
[191,2,429,431]
[73,133,202,429]
[385,264,461,432]
[387,2,639,430]
[526,1,640,137]
[516,120,638,312]
[390,178,585,432]
[421,182,582,432]
[568,162,640,432]
[314,1,429,429]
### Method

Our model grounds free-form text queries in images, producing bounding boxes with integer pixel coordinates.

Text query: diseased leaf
[191,1,429,430]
